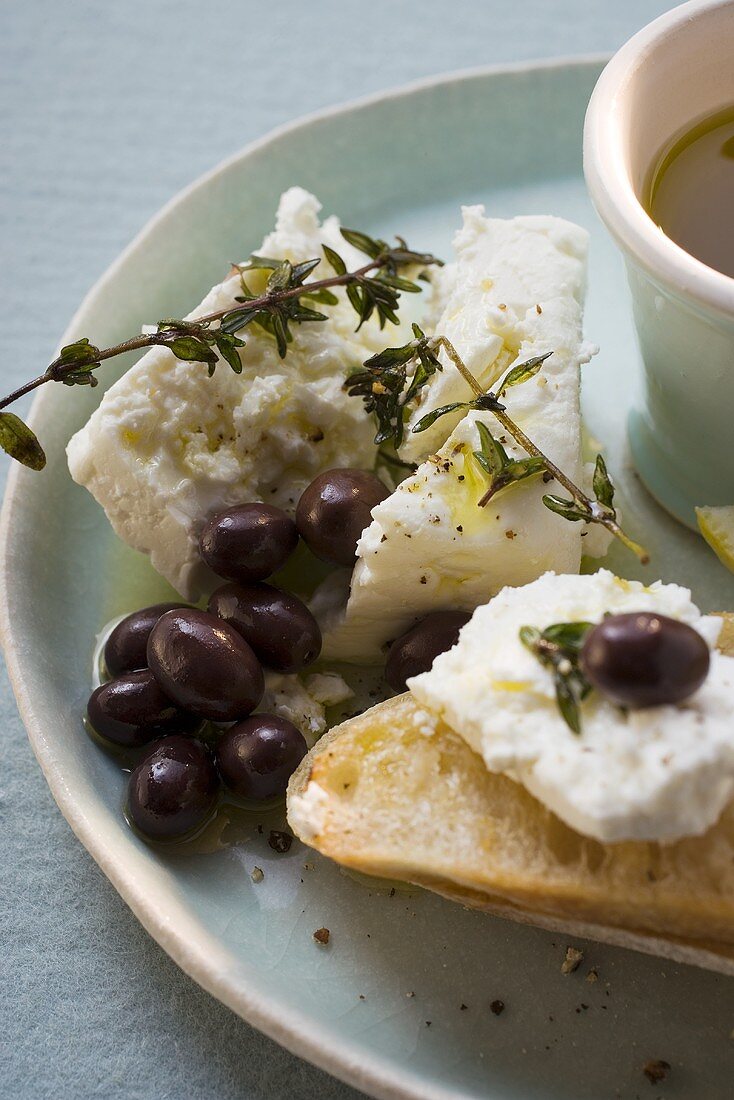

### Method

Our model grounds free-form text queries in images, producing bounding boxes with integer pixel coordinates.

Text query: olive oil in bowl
[648,107,734,279]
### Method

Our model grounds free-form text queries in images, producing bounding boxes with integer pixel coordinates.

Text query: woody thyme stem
[0,259,387,414]
[434,336,650,565]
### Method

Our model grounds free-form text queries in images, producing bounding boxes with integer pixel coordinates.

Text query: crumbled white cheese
[260,671,328,746]
[67,188,410,600]
[258,668,352,747]
[320,207,607,662]
[305,672,354,707]
[410,570,734,843]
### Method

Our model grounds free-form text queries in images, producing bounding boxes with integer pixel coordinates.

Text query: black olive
[580,612,710,708]
[295,468,389,567]
[127,736,219,840]
[207,581,321,673]
[385,610,472,692]
[216,714,308,801]
[199,503,299,583]
[104,602,190,676]
[87,670,198,747]
[147,609,264,721]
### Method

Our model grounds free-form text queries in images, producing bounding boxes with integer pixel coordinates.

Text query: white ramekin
[584,0,734,526]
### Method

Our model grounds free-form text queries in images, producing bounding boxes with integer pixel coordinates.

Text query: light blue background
[1,3,677,1097]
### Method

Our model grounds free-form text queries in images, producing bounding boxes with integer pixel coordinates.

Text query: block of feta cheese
[319,206,604,662]
[409,571,734,843]
[67,188,408,600]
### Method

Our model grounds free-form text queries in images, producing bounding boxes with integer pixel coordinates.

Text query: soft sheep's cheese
[402,207,595,463]
[409,570,734,843]
[320,207,605,662]
[67,188,406,600]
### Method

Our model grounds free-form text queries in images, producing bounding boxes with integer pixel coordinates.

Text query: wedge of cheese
[320,207,603,662]
[67,188,408,600]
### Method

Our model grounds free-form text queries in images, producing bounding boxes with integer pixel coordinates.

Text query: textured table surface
[1,2,676,1097]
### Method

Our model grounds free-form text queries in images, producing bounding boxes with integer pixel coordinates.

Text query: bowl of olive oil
[585,0,734,528]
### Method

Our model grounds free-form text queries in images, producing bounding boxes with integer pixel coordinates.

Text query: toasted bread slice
[286,615,734,973]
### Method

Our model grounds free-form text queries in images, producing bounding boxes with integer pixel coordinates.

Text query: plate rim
[0,54,609,1100]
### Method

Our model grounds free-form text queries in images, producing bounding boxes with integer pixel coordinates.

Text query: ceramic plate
[3,58,733,1100]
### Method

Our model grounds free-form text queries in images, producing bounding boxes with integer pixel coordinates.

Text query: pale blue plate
[2,58,733,1100]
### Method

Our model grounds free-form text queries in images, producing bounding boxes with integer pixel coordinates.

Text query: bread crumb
[268,829,293,853]
[586,968,598,984]
[642,1059,670,1085]
[250,866,264,883]
[412,708,437,737]
[561,946,584,974]
[313,927,330,945]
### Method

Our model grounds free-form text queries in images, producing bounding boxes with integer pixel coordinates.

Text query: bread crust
[287,612,734,972]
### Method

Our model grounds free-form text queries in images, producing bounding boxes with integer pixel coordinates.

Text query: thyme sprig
[0,230,442,470]
[519,621,594,733]
[471,420,546,504]
[345,323,444,448]
[347,332,649,564]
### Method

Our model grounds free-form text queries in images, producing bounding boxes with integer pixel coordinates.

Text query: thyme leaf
[214,332,246,374]
[322,244,347,276]
[169,336,218,366]
[520,620,595,733]
[345,324,443,448]
[496,351,552,398]
[340,228,383,259]
[472,421,546,505]
[376,447,418,472]
[542,494,591,524]
[300,287,339,306]
[0,412,46,470]
[412,401,471,433]
[54,338,102,388]
[592,453,615,510]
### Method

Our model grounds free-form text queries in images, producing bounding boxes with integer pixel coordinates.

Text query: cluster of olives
[88,493,321,841]
[86,467,476,843]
